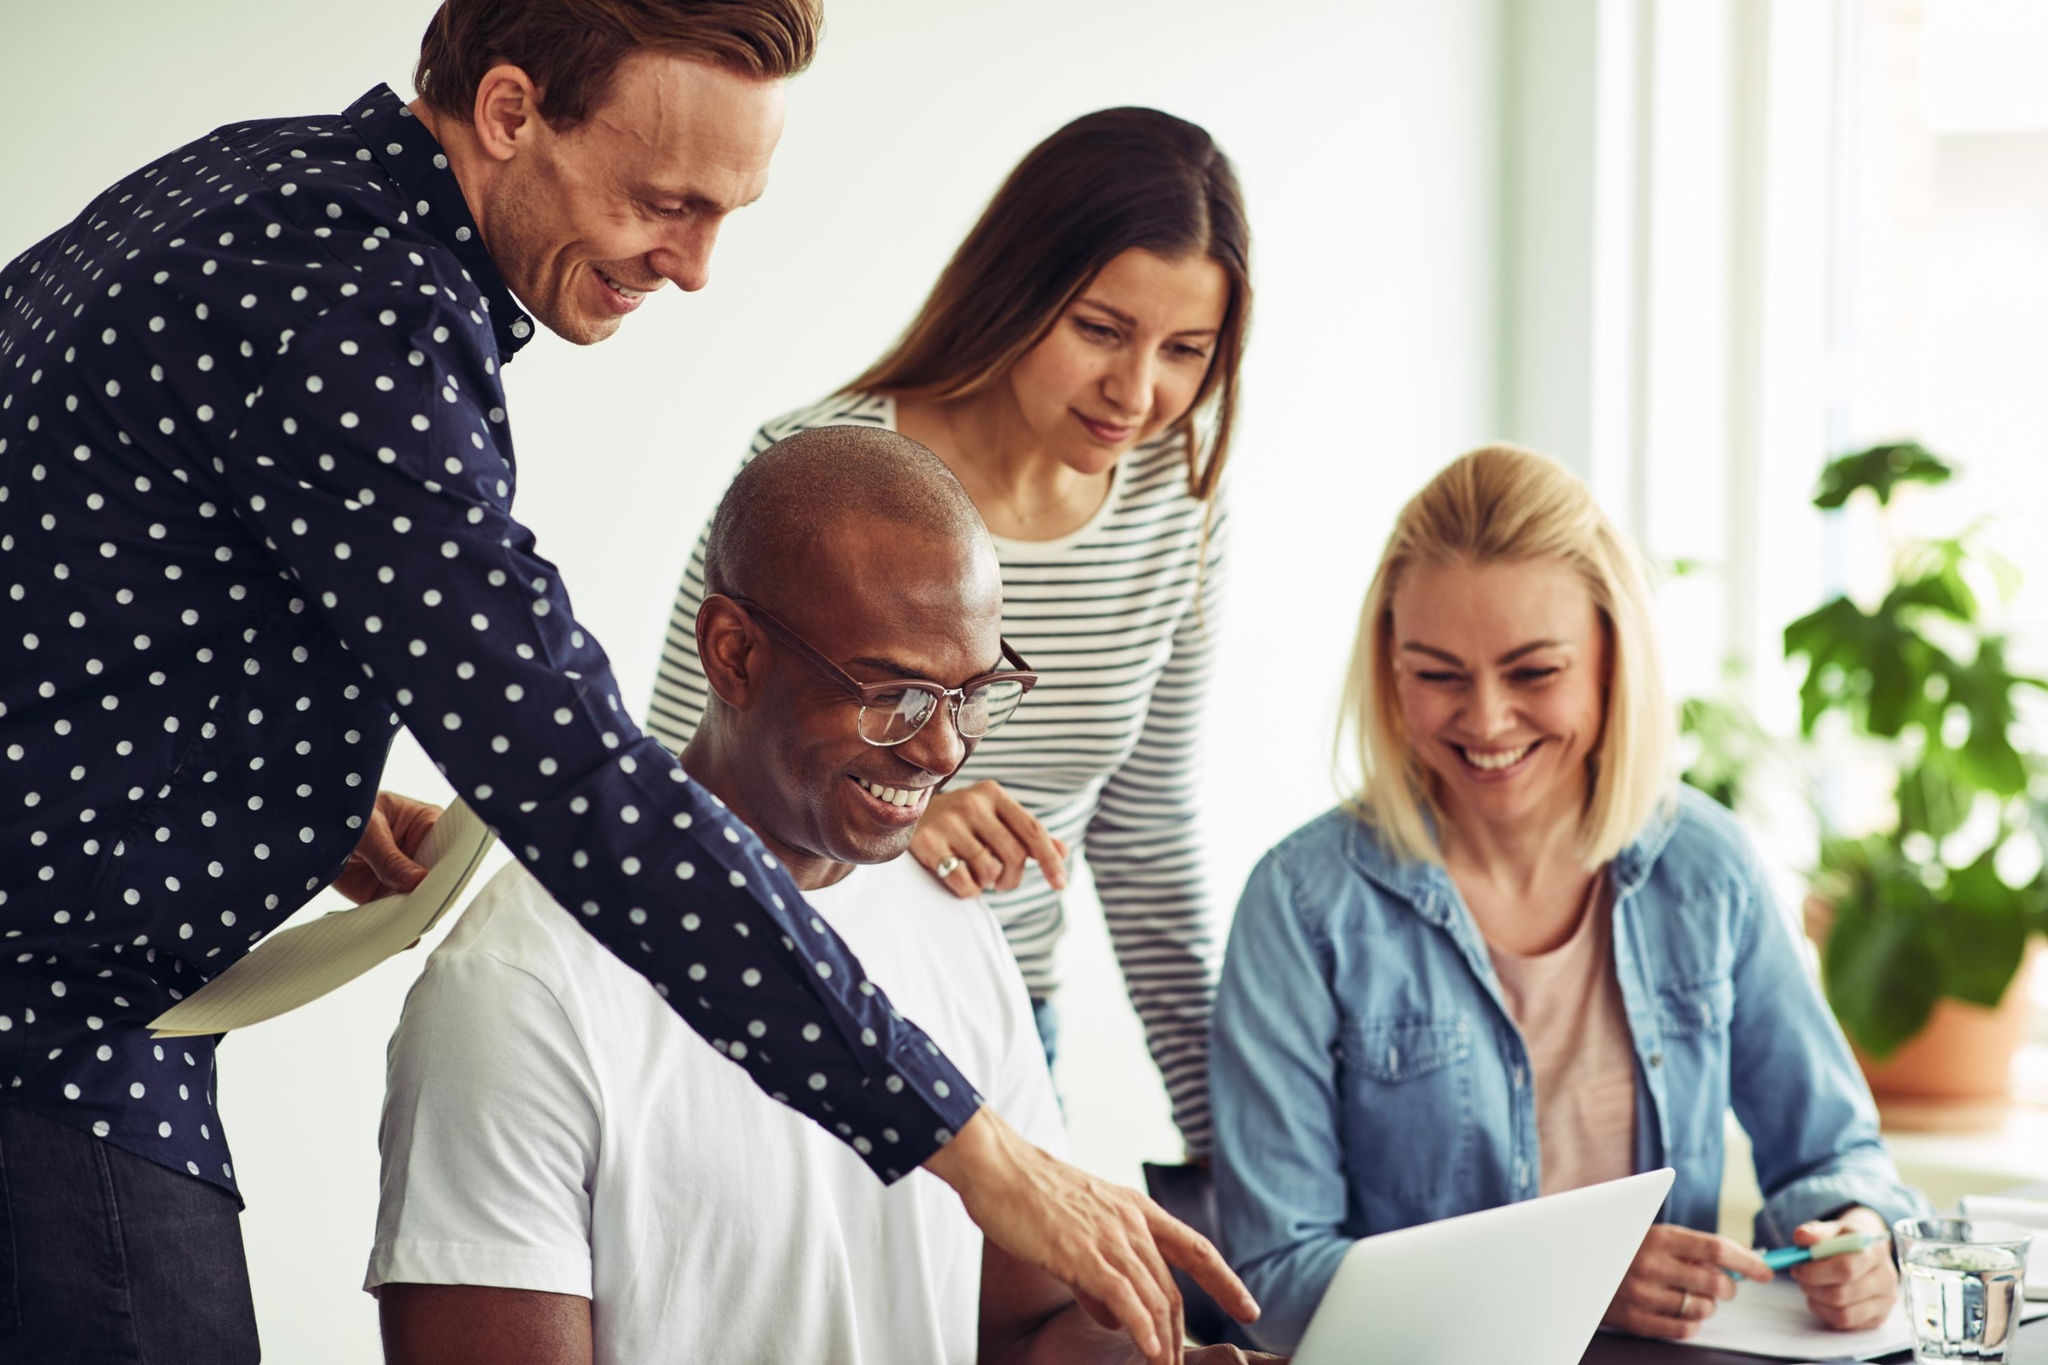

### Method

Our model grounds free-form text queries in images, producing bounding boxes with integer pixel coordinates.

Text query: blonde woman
[1209,446,1925,1352]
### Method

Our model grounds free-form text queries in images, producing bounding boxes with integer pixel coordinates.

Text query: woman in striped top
[648,107,1250,1155]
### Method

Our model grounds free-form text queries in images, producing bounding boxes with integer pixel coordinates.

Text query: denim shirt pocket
[1336,1015,1476,1208]
[1652,976,1734,1159]
[1656,976,1733,1036]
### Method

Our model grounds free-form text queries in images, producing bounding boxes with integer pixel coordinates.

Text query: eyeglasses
[721,595,1038,747]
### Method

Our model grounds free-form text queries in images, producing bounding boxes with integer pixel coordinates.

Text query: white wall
[0,2,1502,1358]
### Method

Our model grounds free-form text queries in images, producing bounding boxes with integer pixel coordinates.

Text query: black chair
[1142,1161,1256,1349]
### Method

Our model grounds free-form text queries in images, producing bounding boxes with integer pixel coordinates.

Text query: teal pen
[1725,1231,1884,1278]
[1761,1232,1883,1270]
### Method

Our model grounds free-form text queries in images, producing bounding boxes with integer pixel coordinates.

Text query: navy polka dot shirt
[0,86,980,1199]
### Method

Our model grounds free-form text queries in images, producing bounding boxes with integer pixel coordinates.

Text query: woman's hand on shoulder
[913,780,1068,897]
[1603,1224,1773,1339]
[1788,1207,1899,1332]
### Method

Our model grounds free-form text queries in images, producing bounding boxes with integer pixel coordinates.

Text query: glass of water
[1896,1216,2033,1362]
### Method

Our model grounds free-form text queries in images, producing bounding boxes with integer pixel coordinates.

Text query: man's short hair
[703,426,989,607]
[414,0,822,131]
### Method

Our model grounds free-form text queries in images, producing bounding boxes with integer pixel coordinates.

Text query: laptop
[1293,1168,1675,1365]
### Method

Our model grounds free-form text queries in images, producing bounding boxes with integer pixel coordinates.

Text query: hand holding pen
[1761,1230,1884,1272]
[1778,1209,1900,1332]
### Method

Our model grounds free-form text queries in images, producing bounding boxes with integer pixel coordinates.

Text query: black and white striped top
[648,391,1225,1152]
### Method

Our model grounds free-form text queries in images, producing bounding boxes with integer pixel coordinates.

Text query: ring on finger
[1678,1289,1692,1319]
[933,855,964,880]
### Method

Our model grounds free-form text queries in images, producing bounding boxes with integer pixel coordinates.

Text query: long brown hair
[415,0,821,131]
[853,107,1252,502]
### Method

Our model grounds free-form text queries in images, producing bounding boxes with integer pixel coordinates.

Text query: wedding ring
[1678,1289,1692,1319]
[934,855,964,880]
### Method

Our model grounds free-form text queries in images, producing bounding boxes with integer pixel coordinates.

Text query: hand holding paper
[331,791,443,904]
[149,798,495,1038]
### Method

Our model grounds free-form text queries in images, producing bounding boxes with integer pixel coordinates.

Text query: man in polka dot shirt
[0,1,1251,1360]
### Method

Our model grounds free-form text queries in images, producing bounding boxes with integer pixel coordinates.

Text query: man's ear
[697,595,765,711]
[471,64,545,163]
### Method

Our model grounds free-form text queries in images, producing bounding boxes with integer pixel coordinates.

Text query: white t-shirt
[365,853,1065,1365]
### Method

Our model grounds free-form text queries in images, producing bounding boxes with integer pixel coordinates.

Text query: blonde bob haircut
[1340,444,1674,869]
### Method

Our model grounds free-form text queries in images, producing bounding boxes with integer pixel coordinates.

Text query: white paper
[147,800,495,1037]
[1662,1276,2048,1360]
[1958,1196,2048,1299]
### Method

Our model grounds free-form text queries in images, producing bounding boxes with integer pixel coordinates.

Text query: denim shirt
[1210,786,1926,1352]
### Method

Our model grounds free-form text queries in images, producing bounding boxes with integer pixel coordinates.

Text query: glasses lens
[958,680,1026,738]
[860,688,940,746]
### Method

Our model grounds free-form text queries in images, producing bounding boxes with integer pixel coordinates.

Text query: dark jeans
[1030,994,1059,1070]
[0,1105,259,1363]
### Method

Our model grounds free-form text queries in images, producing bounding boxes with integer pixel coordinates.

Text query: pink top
[1486,878,1639,1195]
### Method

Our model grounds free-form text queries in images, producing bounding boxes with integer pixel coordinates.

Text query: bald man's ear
[696,595,768,712]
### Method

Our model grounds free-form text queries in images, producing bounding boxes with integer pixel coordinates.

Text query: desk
[1580,1316,2048,1363]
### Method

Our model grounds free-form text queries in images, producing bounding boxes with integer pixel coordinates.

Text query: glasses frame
[720,594,1038,747]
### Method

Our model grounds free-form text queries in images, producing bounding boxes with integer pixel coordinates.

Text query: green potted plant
[1783,442,2048,1121]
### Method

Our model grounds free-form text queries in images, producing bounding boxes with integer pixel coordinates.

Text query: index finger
[991,790,1066,889]
[1144,1200,1261,1323]
[1700,1234,1774,1283]
[1656,1225,1773,1281]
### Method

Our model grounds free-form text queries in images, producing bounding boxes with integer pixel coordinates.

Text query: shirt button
[1649,1051,1664,1068]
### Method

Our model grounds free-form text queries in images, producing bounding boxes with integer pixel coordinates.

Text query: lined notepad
[149,800,495,1038]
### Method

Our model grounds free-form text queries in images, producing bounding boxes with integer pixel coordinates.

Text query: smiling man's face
[740,523,1005,873]
[479,51,784,344]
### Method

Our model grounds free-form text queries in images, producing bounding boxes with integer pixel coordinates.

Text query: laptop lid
[1293,1168,1676,1365]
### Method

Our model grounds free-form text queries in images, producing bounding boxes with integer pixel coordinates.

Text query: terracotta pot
[1806,898,2038,1133]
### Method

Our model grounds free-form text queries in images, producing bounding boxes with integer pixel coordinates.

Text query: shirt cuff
[364,1238,593,1299]
[834,1037,986,1183]
[1754,1164,1932,1247]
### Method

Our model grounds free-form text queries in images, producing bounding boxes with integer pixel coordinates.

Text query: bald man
[366,428,1276,1365]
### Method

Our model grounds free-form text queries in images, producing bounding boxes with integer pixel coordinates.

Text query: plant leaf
[1934,850,2032,1008]
[1814,441,1956,509]
[1897,749,1974,841]
[1816,839,1944,1057]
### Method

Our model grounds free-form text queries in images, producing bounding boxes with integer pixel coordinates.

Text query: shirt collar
[345,84,536,361]
[1341,787,1685,923]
